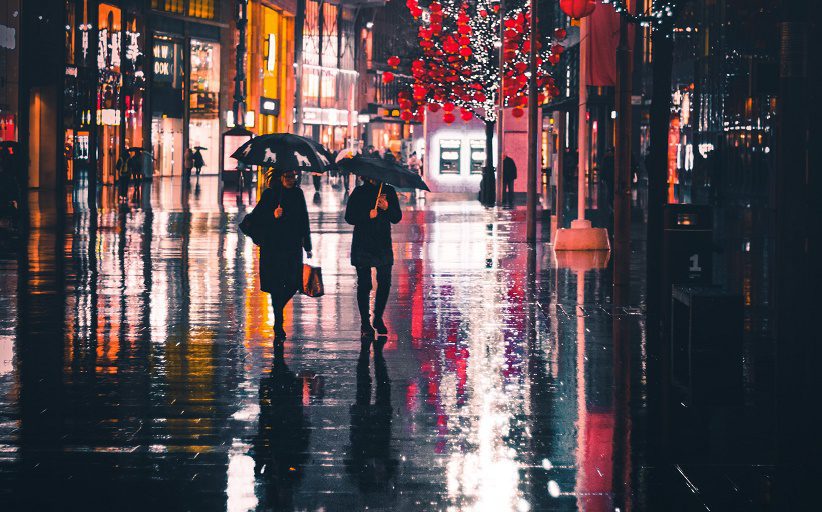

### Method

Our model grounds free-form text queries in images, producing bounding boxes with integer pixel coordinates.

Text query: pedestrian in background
[502,153,517,205]
[345,178,402,338]
[184,148,194,178]
[248,169,313,342]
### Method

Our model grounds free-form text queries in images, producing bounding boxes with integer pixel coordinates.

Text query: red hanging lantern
[443,112,456,124]
[428,103,441,112]
[400,110,413,122]
[512,107,525,118]
[387,55,401,68]
[554,28,568,40]
[559,0,596,19]
[443,102,455,112]
[460,109,473,121]
[382,72,395,83]
[459,46,472,58]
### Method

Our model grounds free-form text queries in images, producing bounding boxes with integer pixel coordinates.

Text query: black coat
[345,182,402,268]
[503,156,517,182]
[250,186,312,293]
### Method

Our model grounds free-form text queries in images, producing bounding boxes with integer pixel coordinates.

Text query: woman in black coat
[344,178,402,337]
[249,169,313,341]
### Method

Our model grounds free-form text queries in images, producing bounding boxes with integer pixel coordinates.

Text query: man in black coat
[503,153,517,204]
[344,178,402,337]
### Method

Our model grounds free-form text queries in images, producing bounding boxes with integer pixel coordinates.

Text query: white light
[366,21,374,29]
[517,499,531,512]
[262,100,276,111]
[493,41,502,48]
[547,480,561,497]
[226,110,235,128]
[244,111,255,128]
[611,110,618,119]
[541,458,553,470]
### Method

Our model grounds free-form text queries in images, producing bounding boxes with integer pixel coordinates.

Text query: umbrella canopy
[231,133,334,173]
[337,155,430,191]
[192,146,208,150]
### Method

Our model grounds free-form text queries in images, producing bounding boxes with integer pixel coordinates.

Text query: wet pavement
[0,177,774,511]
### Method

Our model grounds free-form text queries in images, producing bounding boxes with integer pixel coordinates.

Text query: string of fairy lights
[601,0,679,28]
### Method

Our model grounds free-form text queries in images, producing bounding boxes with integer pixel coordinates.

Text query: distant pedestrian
[248,169,313,341]
[192,148,205,176]
[345,178,402,338]
[407,152,421,175]
[502,153,517,204]
[184,148,194,178]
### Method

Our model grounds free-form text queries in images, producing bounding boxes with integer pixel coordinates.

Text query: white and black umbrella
[230,133,334,173]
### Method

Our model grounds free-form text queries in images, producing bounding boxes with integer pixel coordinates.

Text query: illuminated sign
[97,28,108,69]
[125,31,141,63]
[266,34,276,71]
[259,96,280,116]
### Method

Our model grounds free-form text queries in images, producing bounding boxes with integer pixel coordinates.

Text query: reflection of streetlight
[366,21,374,29]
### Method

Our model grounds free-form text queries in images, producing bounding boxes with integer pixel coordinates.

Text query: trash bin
[671,285,743,406]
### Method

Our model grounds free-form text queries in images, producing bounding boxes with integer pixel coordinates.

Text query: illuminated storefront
[150,0,225,177]
[247,1,294,135]
[297,0,359,150]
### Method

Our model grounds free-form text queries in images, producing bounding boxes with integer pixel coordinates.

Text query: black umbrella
[337,155,430,191]
[231,133,334,173]
[192,146,208,150]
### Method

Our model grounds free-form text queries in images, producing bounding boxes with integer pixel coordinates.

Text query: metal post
[614,8,633,287]
[233,0,249,126]
[495,0,506,205]
[576,16,589,223]
[526,0,539,242]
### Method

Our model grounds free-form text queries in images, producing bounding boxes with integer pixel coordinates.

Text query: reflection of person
[254,353,310,511]
[248,169,313,341]
[344,179,402,338]
[502,154,517,204]
[345,340,395,493]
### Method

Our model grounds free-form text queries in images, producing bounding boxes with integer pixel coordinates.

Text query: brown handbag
[301,264,324,298]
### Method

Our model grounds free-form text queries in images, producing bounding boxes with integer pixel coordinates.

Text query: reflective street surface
[0,177,772,511]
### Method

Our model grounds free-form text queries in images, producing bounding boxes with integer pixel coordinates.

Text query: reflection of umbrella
[337,156,430,191]
[231,133,334,173]
[193,146,208,150]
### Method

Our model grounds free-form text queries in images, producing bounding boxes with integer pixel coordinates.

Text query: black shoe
[372,317,388,335]
[360,323,375,339]
[274,326,287,340]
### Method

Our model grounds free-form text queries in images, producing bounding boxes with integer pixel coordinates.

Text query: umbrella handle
[375,182,383,210]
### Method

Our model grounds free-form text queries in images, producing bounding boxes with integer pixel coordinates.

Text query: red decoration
[460,109,473,121]
[428,103,440,112]
[443,102,455,112]
[459,46,472,58]
[554,28,568,40]
[382,72,395,83]
[387,55,401,68]
[401,110,413,122]
[443,112,456,124]
[559,0,596,19]
[512,107,525,118]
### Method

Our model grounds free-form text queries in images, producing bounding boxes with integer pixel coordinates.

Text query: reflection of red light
[406,381,419,412]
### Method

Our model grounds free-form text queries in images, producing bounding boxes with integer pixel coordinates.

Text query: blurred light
[366,21,374,29]
[244,111,255,128]
[226,110,235,128]
[547,480,561,497]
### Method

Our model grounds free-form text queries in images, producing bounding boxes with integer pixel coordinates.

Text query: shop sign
[125,31,141,63]
[152,40,182,87]
[260,97,280,116]
[98,29,108,69]
[0,24,15,50]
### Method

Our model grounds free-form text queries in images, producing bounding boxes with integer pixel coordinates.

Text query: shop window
[151,0,184,15]
[188,0,215,20]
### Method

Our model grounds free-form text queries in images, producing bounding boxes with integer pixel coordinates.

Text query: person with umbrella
[339,155,429,338]
[246,169,313,341]
[234,134,332,342]
[344,176,401,338]
[192,146,206,176]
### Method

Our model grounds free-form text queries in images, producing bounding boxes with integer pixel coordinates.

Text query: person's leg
[271,290,286,339]
[356,266,374,335]
[372,265,392,334]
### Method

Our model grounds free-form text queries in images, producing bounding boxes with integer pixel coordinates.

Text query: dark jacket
[345,182,402,267]
[503,156,517,182]
[250,185,312,293]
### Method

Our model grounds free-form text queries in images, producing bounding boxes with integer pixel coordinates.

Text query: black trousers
[503,180,515,203]
[356,265,392,324]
